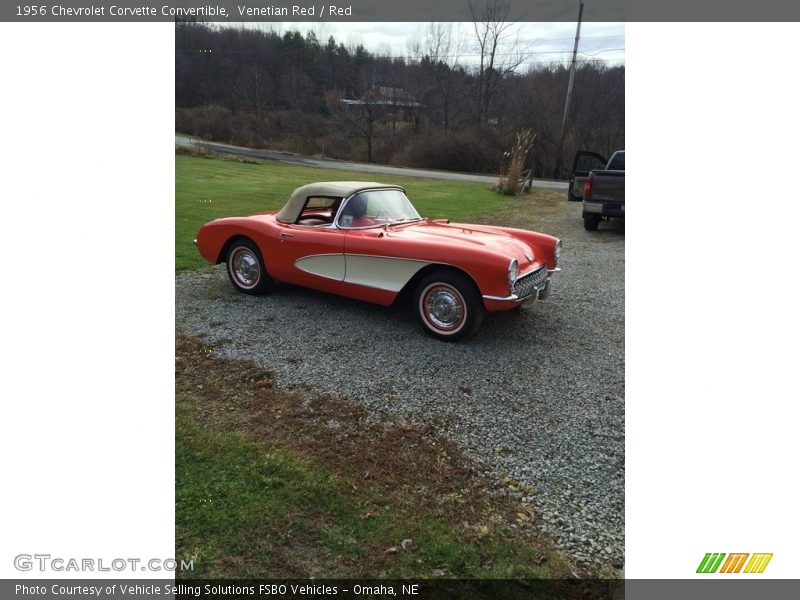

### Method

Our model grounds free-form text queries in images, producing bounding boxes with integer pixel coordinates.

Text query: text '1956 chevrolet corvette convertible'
[195,182,561,341]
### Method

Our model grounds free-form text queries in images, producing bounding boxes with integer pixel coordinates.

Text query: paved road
[175,135,568,190]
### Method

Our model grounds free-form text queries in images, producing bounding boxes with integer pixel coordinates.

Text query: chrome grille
[513,266,548,298]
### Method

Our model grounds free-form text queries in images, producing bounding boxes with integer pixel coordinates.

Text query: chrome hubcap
[232,249,259,286]
[425,286,464,330]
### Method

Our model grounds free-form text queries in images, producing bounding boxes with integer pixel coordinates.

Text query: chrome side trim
[342,253,432,264]
[547,267,561,273]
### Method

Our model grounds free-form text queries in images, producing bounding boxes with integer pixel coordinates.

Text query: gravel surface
[176,202,624,569]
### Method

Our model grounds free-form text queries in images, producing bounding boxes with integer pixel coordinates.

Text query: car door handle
[280,232,295,239]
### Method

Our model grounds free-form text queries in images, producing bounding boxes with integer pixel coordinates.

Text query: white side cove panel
[294,254,346,281]
[343,255,431,292]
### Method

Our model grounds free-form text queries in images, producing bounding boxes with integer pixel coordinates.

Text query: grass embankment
[176,151,521,271]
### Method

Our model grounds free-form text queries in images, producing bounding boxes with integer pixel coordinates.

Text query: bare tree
[469,0,530,124]
[325,89,386,162]
[409,23,467,129]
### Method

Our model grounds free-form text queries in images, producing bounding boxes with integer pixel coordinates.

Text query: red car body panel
[196,187,560,312]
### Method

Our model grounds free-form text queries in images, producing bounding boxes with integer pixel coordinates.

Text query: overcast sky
[245,22,625,70]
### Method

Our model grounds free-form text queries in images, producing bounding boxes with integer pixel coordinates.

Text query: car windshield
[336,189,422,229]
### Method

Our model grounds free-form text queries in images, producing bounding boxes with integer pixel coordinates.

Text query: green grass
[176,422,564,579]
[175,153,514,271]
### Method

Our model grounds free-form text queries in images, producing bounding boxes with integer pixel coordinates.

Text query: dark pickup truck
[568,150,625,231]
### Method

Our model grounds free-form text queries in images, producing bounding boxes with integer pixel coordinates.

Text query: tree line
[175,19,624,178]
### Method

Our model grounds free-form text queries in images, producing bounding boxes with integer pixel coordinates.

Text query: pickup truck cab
[568,150,625,231]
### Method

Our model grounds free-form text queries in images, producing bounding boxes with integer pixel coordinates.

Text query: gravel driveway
[175,201,624,569]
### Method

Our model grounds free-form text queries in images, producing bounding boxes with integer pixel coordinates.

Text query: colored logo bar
[697,553,772,574]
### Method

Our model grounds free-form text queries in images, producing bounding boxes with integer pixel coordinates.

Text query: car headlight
[508,259,519,285]
[554,240,562,267]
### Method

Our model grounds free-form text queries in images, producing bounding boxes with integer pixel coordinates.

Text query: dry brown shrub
[495,129,536,196]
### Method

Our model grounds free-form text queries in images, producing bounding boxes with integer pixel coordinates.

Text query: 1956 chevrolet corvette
[195,182,561,341]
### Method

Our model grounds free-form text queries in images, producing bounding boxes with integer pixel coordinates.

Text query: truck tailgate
[587,170,625,203]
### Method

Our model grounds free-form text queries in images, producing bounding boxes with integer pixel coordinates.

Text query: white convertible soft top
[275,181,404,223]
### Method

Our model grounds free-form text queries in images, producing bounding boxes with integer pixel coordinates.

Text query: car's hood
[385,220,538,267]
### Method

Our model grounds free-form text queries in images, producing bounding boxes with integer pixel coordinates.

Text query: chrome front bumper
[483,268,559,303]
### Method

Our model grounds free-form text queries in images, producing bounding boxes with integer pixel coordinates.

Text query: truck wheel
[583,214,601,231]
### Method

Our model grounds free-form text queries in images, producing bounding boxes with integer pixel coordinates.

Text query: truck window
[607,152,625,171]
[576,154,607,173]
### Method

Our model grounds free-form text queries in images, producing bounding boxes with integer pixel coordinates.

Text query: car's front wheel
[414,270,484,342]
[225,238,274,295]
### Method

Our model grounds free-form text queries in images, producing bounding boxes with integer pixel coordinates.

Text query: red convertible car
[195,182,561,341]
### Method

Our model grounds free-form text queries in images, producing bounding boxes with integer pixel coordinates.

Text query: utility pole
[553,0,583,179]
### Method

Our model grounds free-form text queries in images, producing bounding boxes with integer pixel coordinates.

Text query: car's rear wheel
[225,238,274,295]
[414,270,484,342]
[583,214,601,231]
